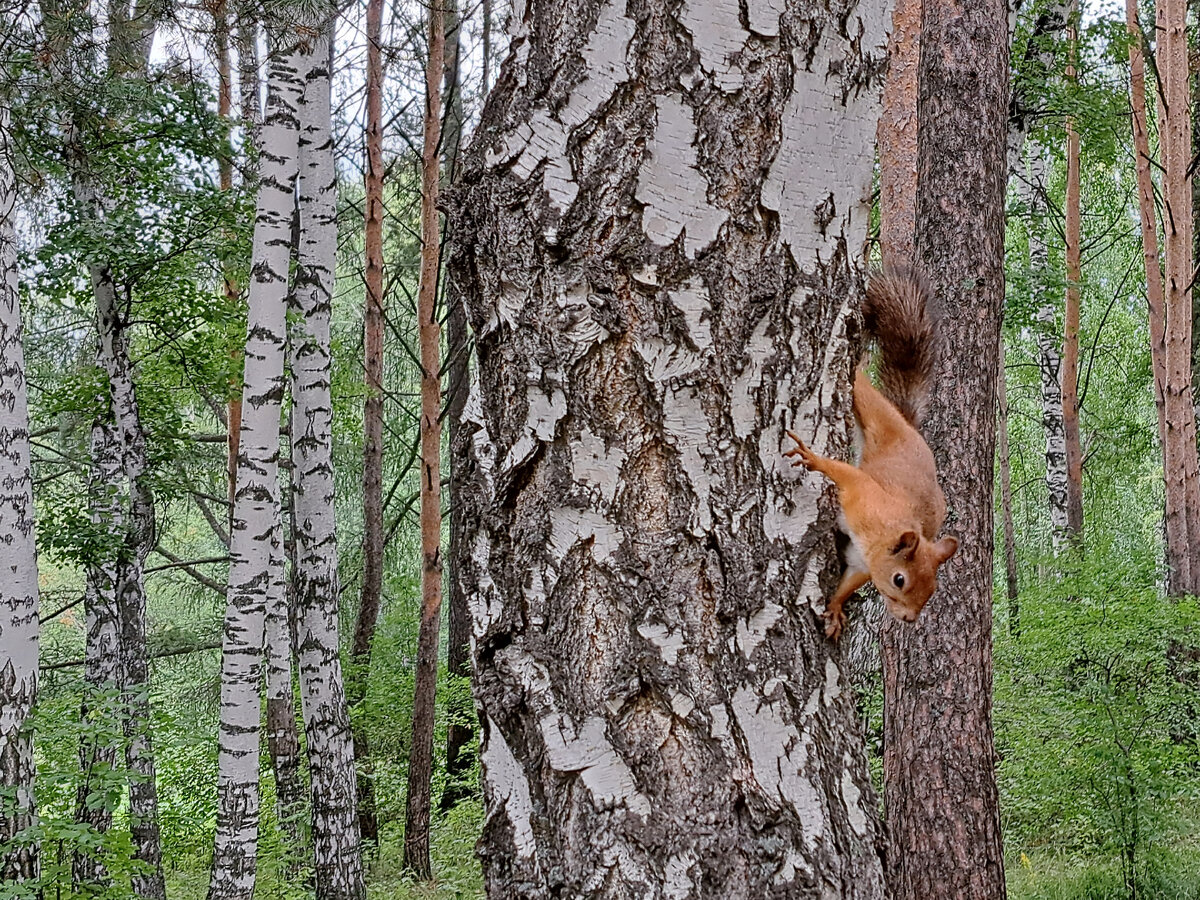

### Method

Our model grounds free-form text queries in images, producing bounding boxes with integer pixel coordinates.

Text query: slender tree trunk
[290,16,366,900]
[1062,13,1084,539]
[482,0,492,96]
[1157,0,1200,596]
[265,536,305,858]
[1023,141,1071,547]
[208,21,304,899]
[236,8,261,175]
[877,0,919,269]
[997,337,1019,635]
[403,0,445,879]
[0,102,39,887]
[214,0,242,523]
[441,0,475,812]
[882,0,1009,894]
[74,419,122,891]
[1129,0,1168,448]
[67,132,167,900]
[446,2,891,896]
[351,0,385,850]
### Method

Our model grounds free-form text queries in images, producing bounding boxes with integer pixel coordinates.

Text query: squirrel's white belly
[838,510,869,575]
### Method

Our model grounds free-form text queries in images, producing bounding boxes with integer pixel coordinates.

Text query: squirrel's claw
[784,430,818,470]
[823,606,847,642]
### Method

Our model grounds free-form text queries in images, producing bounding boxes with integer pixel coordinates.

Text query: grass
[163,801,484,900]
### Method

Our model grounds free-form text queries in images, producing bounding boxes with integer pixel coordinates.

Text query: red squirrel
[785,270,958,641]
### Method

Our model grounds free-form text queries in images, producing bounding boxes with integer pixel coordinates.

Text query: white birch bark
[66,119,166,900]
[0,102,40,886]
[448,1,890,895]
[289,18,364,900]
[208,23,304,900]
[1022,142,1070,545]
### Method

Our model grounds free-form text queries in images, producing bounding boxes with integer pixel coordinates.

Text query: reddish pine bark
[402,0,445,879]
[1128,0,1167,448]
[882,0,1009,894]
[351,0,386,849]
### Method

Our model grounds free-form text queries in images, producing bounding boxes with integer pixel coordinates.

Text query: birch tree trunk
[351,0,385,848]
[1128,0,1167,448]
[442,0,475,812]
[290,17,365,900]
[447,1,891,896]
[209,22,303,899]
[68,123,167,900]
[403,0,445,878]
[0,102,39,887]
[997,339,1020,635]
[265,539,305,858]
[1061,12,1083,539]
[237,9,261,175]
[1156,0,1200,597]
[1024,142,1071,546]
[882,0,1010,894]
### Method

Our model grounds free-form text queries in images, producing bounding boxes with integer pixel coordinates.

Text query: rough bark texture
[1156,0,1200,596]
[0,101,39,886]
[442,0,475,812]
[351,0,386,849]
[1062,14,1083,538]
[1128,0,1167,448]
[290,17,366,900]
[881,0,1009,895]
[447,1,892,896]
[877,0,919,268]
[403,0,446,878]
[209,22,302,899]
[997,339,1019,635]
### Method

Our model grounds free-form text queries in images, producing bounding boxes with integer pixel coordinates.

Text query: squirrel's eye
[893,573,906,589]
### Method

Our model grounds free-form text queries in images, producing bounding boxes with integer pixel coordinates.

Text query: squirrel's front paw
[823,606,847,642]
[784,430,818,471]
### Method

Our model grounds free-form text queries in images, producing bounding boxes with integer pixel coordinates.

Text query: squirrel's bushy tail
[863,268,938,427]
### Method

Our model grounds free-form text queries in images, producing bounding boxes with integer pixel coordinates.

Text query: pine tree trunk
[0,102,39,887]
[446,2,891,896]
[351,0,386,849]
[877,0,919,269]
[442,0,475,812]
[290,17,366,900]
[209,21,303,899]
[1062,14,1084,539]
[881,0,1009,894]
[997,338,1020,635]
[403,0,445,879]
[1156,0,1200,597]
[1128,0,1168,448]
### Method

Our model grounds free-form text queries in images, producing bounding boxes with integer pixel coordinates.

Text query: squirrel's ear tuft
[892,531,919,558]
[932,535,959,564]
